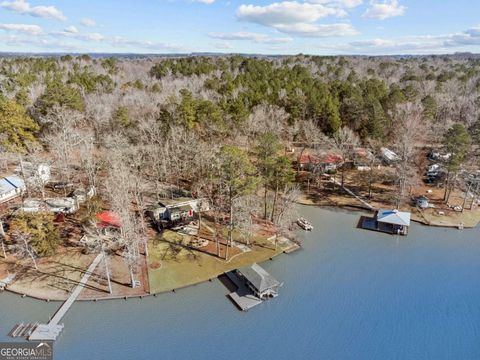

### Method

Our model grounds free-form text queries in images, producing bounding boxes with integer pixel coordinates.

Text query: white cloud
[0,23,42,35]
[212,42,234,49]
[363,0,405,20]
[307,0,363,9]
[236,1,357,37]
[80,18,96,27]
[208,31,292,43]
[237,2,340,26]
[313,25,480,54]
[275,23,358,37]
[64,25,78,34]
[0,0,66,21]
[193,0,215,4]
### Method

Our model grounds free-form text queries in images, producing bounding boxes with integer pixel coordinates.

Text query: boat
[297,218,313,231]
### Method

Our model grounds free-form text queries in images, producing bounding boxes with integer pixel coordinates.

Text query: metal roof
[238,263,280,293]
[0,178,16,195]
[0,176,25,195]
[377,209,411,226]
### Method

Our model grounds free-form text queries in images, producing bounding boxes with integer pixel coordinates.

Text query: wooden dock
[224,271,263,311]
[359,216,408,236]
[8,253,104,341]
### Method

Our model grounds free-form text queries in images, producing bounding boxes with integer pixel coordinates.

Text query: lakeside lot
[0,217,298,301]
[147,219,297,294]
[297,168,480,229]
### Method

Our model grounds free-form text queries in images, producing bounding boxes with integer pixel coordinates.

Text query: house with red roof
[298,151,343,173]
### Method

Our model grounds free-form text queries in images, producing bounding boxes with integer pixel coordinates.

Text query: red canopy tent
[96,211,122,228]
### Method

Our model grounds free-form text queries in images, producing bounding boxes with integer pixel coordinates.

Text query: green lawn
[146,229,286,294]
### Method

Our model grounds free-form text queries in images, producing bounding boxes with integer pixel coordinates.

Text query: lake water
[1,206,480,360]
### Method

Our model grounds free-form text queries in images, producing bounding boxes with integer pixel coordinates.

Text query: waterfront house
[236,263,281,299]
[297,153,321,172]
[146,197,208,228]
[0,176,26,204]
[353,147,375,170]
[16,197,78,214]
[298,152,343,173]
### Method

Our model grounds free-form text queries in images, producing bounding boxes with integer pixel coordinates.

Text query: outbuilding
[236,263,281,300]
[376,209,411,235]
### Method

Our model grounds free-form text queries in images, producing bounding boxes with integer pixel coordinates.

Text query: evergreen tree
[0,99,39,152]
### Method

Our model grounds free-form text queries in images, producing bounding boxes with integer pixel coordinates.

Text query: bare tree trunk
[0,220,6,259]
[263,187,268,220]
[103,250,113,294]
[0,239,5,259]
[446,172,457,204]
[443,170,451,202]
[270,185,279,222]
[22,237,37,270]
[368,167,373,199]
[461,182,472,213]
[130,267,136,288]
[144,239,149,257]
[297,148,306,174]
[226,200,233,261]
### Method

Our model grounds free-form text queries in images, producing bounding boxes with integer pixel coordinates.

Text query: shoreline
[2,201,477,304]
[1,244,296,303]
[298,202,478,229]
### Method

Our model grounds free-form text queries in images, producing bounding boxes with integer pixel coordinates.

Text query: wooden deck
[358,216,408,236]
[224,271,263,311]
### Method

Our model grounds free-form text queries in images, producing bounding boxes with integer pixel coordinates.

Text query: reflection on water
[1,206,479,360]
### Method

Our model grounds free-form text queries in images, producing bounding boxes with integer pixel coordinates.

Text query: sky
[0,0,480,55]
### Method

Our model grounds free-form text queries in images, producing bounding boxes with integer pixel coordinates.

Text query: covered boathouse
[236,263,281,300]
[361,209,411,236]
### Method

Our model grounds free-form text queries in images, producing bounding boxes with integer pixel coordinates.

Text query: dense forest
[1,54,479,149]
[0,54,479,267]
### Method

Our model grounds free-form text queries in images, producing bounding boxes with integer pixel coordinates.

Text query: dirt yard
[297,168,480,228]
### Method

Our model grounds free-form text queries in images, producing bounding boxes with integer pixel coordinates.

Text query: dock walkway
[27,253,103,341]
[332,179,374,210]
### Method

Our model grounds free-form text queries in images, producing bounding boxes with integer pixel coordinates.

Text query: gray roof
[377,209,411,226]
[238,263,280,292]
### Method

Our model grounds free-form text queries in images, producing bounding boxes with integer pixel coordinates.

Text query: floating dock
[359,209,411,236]
[225,271,263,311]
[224,263,281,311]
